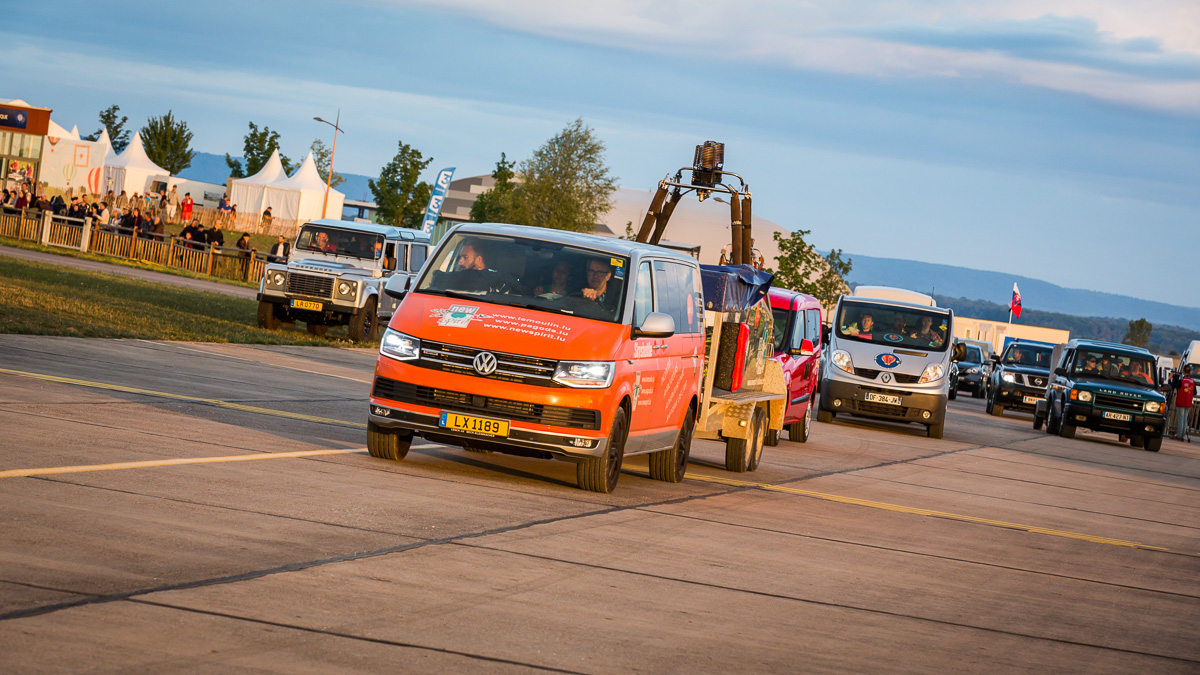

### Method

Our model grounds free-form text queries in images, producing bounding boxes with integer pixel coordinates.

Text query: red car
[766,287,823,445]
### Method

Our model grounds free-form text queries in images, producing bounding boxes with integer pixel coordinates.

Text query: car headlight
[267,271,285,287]
[379,328,420,361]
[1145,401,1161,413]
[919,364,945,383]
[553,361,615,388]
[1076,390,1093,403]
[965,367,978,374]
[1001,372,1016,383]
[832,350,853,374]
[337,280,357,298]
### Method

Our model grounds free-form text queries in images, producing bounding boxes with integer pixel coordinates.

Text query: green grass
[0,256,355,345]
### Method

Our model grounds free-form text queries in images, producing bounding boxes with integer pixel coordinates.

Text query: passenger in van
[910,316,944,345]
[1125,361,1154,385]
[845,313,874,338]
[534,260,573,299]
[891,314,909,335]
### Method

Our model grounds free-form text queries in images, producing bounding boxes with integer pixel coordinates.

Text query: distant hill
[845,252,1200,332]
[177,151,375,203]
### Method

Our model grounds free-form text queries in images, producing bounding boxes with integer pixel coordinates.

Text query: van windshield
[1071,349,1157,387]
[835,300,950,351]
[295,225,382,260]
[415,232,630,324]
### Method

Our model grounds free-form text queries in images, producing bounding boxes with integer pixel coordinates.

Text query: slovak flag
[1010,283,1022,318]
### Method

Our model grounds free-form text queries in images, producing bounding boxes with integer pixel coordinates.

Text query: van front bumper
[820,373,946,425]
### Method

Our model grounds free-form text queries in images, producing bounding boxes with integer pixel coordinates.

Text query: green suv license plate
[1102,411,1132,422]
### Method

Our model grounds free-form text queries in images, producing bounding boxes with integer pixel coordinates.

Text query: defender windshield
[1071,349,1157,387]
[296,225,383,260]
[1003,345,1052,368]
[835,300,951,351]
[415,232,629,324]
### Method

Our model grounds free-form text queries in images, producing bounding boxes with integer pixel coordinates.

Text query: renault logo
[881,373,892,384]
[473,352,498,376]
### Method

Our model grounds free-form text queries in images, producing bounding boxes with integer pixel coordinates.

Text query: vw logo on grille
[473,352,498,376]
[881,372,892,384]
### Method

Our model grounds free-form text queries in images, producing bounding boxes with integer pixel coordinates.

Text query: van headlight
[1145,401,1161,413]
[832,350,853,374]
[919,364,945,383]
[379,329,420,361]
[553,361,615,388]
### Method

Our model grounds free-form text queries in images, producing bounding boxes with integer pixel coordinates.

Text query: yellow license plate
[290,299,322,311]
[440,411,509,437]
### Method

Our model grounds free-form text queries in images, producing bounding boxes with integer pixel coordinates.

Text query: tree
[225,122,291,178]
[140,111,195,175]
[369,140,433,229]
[769,229,853,307]
[84,105,131,152]
[511,118,617,232]
[1123,318,1153,348]
[310,138,345,189]
[469,152,521,224]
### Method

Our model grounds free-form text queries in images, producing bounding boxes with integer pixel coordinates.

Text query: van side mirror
[789,339,815,357]
[383,274,410,300]
[1054,367,1067,376]
[633,312,675,339]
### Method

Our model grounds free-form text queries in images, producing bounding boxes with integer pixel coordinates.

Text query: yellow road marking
[684,472,1169,551]
[0,367,366,428]
[0,448,366,479]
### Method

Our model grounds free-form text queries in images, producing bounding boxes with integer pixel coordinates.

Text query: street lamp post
[314,112,345,219]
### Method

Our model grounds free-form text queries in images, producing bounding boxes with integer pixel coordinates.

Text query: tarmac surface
[1,335,1198,673]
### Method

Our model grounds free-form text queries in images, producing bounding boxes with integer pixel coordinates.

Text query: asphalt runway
[1,335,1198,673]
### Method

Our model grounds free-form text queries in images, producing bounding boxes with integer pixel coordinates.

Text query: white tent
[103,131,168,197]
[260,152,343,223]
[68,125,80,140]
[96,128,114,161]
[41,118,106,195]
[228,148,287,216]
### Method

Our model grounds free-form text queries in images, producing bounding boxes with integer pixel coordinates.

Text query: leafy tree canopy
[225,122,292,179]
[140,110,195,175]
[369,140,433,229]
[1123,318,1153,348]
[84,105,131,153]
[310,138,345,189]
[768,229,852,308]
[514,118,617,232]
[469,152,520,224]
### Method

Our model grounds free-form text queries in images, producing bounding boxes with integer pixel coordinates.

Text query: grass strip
[0,255,353,345]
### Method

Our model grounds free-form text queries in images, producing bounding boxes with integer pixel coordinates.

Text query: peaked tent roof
[239,149,287,185]
[47,119,72,138]
[69,125,80,140]
[97,128,114,159]
[106,131,168,174]
[270,152,341,195]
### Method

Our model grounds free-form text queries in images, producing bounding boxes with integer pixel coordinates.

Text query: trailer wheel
[578,407,627,493]
[726,408,765,473]
[367,422,412,461]
[649,406,693,483]
[764,428,779,447]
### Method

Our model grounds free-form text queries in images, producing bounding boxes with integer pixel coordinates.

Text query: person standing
[180,192,194,223]
[269,235,290,262]
[1171,365,1195,440]
[166,186,180,222]
[207,222,225,249]
[261,206,273,228]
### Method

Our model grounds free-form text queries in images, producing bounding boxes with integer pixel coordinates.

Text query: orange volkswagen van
[367,223,705,493]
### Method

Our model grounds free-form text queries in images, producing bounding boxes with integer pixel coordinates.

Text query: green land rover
[1034,339,1167,452]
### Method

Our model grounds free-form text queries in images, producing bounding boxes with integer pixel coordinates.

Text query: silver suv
[256,219,430,341]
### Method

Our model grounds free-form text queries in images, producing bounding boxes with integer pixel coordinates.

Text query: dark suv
[1033,339,1167,452]
[987,340,1053,417]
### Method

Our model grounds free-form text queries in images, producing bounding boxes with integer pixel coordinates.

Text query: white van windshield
[836,300,950,351]
[415,232,629,324]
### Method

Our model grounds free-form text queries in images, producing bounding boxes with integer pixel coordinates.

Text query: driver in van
[445,237,515,293]
[456,238,488,271]
[582,258,616,309]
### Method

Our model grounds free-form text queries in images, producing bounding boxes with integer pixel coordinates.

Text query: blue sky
[8,1,1200,308]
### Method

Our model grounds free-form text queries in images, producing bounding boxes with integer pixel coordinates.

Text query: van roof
[851,285,936,306]
[840,294,951,315]
[453,222,700,264]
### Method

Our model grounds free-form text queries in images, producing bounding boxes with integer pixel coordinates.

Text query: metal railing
[0,208,269,285]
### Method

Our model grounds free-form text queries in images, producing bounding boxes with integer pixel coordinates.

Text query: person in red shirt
[1172,364,1195,440]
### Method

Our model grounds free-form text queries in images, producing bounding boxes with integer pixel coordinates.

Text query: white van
[1181,340,1200,371]
[817,291,954,438]
[852,285,936,306]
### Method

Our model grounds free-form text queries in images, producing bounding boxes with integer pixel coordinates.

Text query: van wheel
[928,421,944,439]
[726,408,766,473]
[788,408,812,443]
[948,386,957,401]
[257,301,280,330]
[578,407,627,493]
[367,422,412,461]
[1059,421,1076,439]
[650,406,694,483]
[349,297,378,342]
[1145,435,1162,452]
[817,409,834,424]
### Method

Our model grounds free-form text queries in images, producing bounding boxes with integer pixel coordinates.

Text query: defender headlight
[553,361,615,388]
[832,350,853,374]
[919,364,945,383]
[268,271,285,287]
[1076,390,1093,403]
[1001,373,1016,383]
[379,329,420,361]
[1145,401,1161,413]
[337,280,357,298]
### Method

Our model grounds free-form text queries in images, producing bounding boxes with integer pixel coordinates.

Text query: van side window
[409,244,427,272]
[806,309,821,344]
[790,306,806,349]
[654,261,701,335]
[634,262,653,327]
[675,263,701,334]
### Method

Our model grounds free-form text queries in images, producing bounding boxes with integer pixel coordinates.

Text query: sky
[8,1,1200,308]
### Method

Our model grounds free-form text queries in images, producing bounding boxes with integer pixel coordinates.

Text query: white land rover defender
[256,219,430,341]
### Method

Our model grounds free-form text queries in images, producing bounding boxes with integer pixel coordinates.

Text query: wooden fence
[0,208,269,285]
